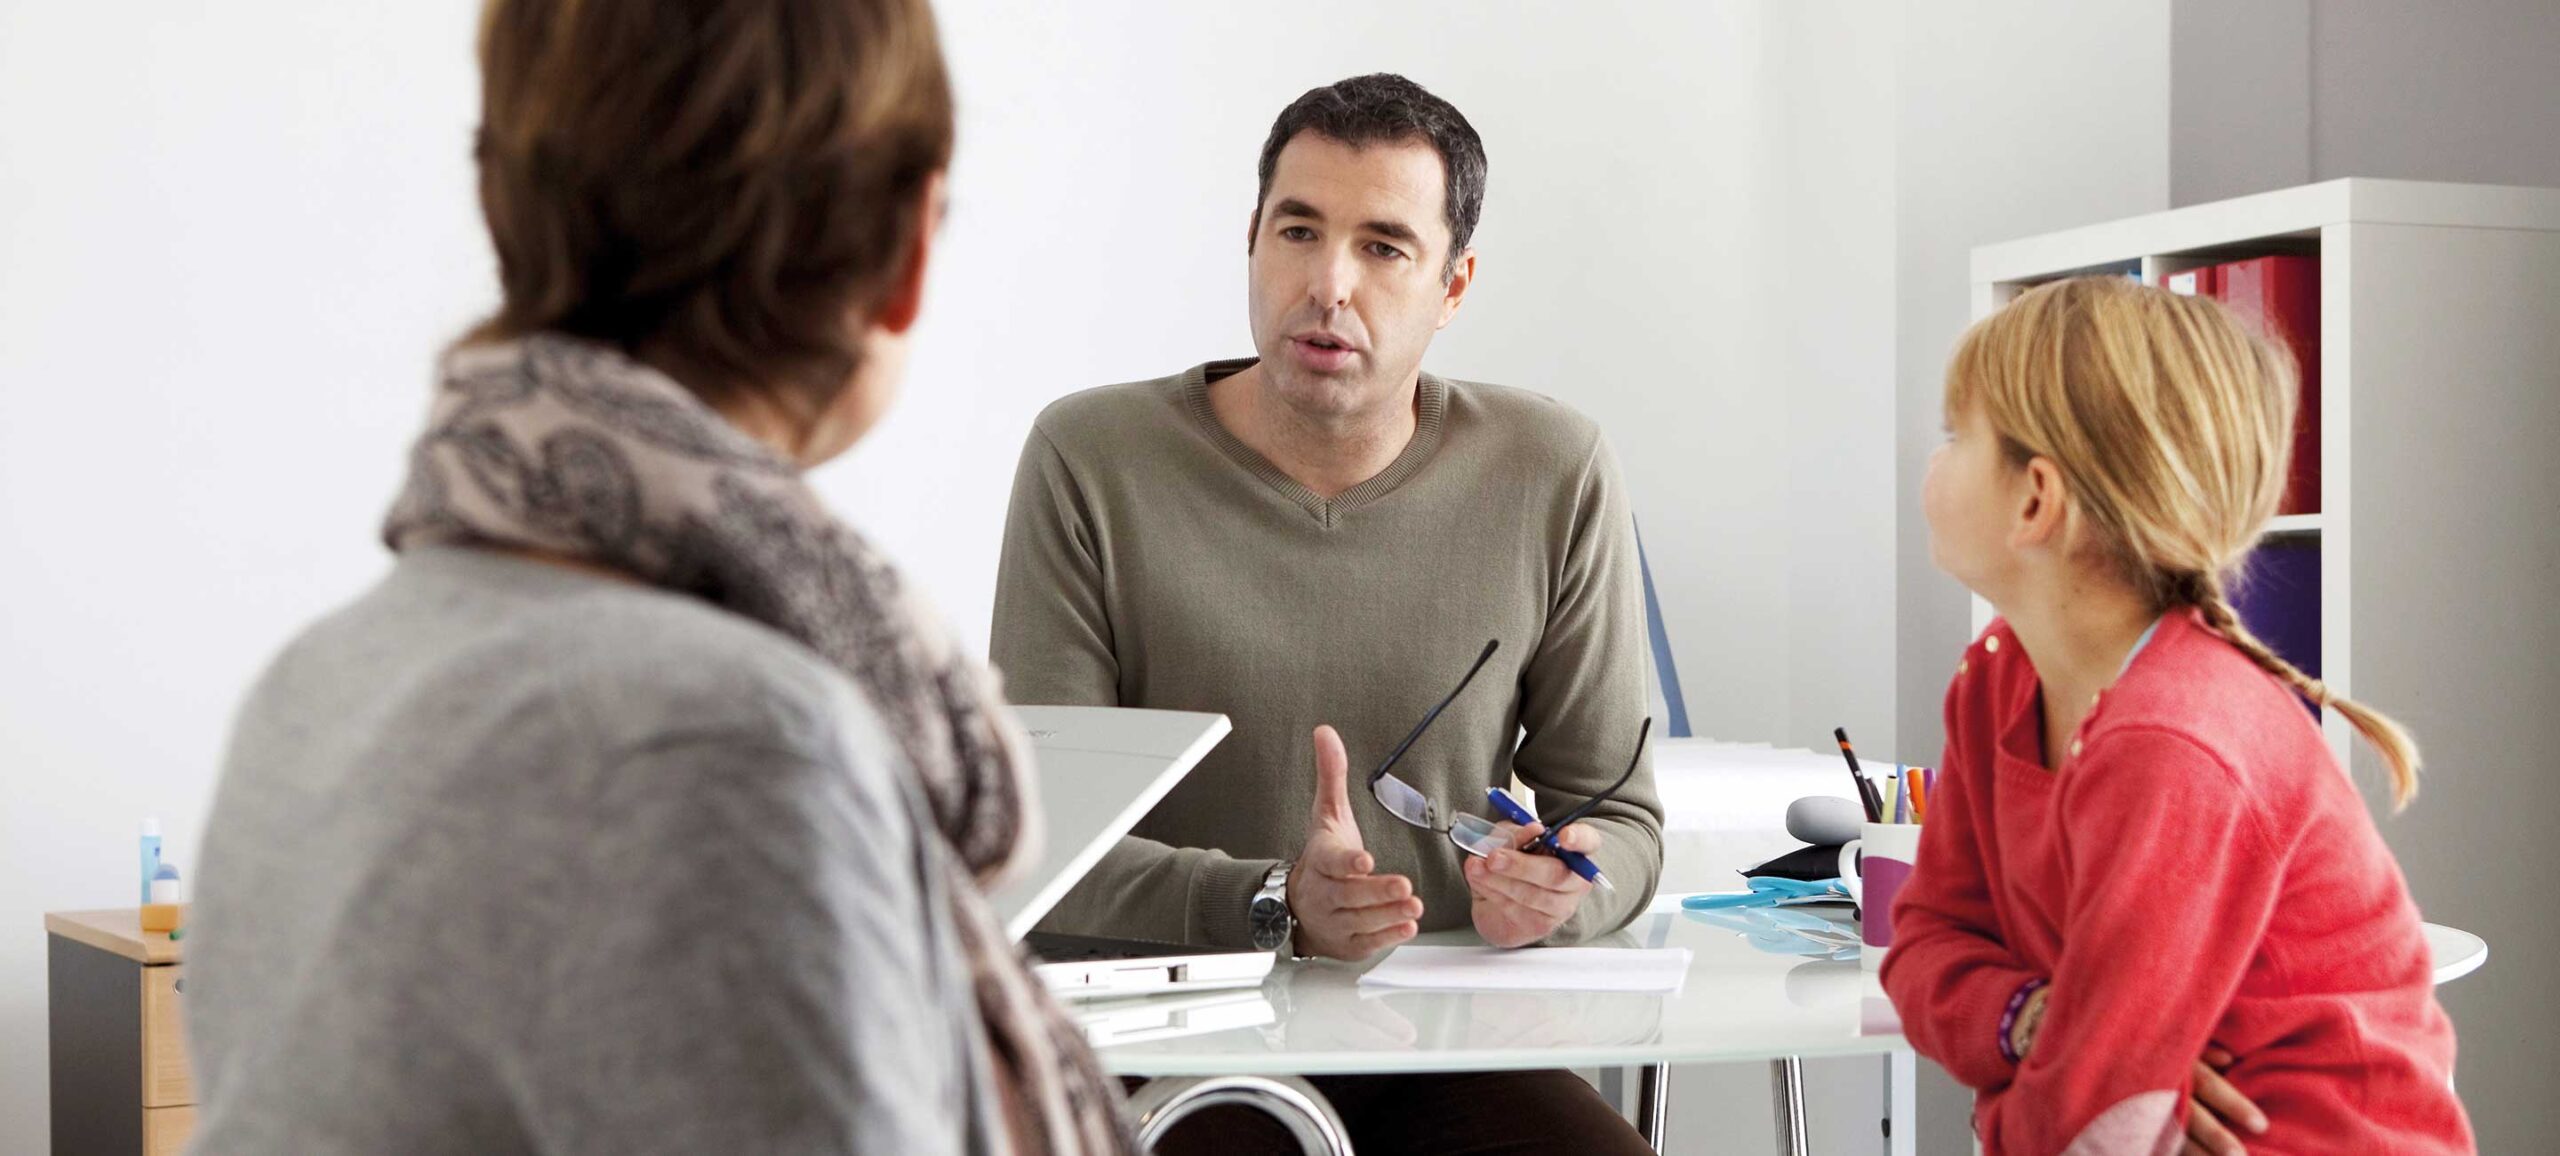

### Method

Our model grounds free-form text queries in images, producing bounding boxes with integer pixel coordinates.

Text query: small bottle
[141,864,185,933]
[139,819,163,907]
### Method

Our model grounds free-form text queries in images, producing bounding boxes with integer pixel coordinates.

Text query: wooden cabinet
[143,1107,196,1156]
[47,909,194,1156]
[142,965,193,1109]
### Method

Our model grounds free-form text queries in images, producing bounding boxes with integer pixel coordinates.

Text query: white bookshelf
[1964,178,2560,775]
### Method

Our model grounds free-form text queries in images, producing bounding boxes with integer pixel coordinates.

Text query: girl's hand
[2179,1046,2268,1156]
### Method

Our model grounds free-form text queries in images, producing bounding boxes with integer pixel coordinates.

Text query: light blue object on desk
[1679,877,1852,910]
[1683,905,1863,961]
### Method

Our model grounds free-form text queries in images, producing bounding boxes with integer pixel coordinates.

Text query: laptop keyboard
[1022,930,1206,963]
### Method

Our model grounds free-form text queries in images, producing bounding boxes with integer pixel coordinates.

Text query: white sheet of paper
[1356,946,1693,994]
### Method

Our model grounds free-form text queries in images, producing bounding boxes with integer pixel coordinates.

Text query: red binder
[2212,256,2320,515]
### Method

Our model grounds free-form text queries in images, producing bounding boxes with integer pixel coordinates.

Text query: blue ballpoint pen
[1483,787,1614,893]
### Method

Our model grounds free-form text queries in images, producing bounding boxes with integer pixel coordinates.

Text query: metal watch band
[1250,860,1294,952]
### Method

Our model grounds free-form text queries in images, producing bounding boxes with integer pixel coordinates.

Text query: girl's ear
[2010,455,2074,551]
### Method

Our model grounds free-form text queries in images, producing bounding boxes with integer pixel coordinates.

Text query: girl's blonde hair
[1947,276,2421,809]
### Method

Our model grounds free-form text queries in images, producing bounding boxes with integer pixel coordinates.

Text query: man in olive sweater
[993,74,1662,1153]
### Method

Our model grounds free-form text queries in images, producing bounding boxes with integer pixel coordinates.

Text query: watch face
[1251,896,1291,949]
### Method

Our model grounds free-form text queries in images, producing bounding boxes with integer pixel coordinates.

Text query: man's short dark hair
[1254,73,1486,279]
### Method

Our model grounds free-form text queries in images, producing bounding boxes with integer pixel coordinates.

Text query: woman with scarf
[183,2,1131,1152]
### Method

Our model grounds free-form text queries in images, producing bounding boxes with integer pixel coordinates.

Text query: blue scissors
[1679,876,1852,910]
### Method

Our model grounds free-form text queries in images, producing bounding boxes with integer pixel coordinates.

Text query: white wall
[0,1,1907,1148]
[2171,0,2560,205]
[0,3,489,1146]
[1770,2,1901,758]
[2308,0,2560,192]
[2169,0,2313,206]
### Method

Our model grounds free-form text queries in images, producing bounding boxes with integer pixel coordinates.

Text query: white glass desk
[1095,898,2489,1156]
[2425,923,2487,985]
[1101,900,1899,1077]
[1100,897,1897,1153]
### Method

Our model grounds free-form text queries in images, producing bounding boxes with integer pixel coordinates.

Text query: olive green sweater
[992,359,1662,949]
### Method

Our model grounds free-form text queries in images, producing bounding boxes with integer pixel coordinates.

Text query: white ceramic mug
[1838,822,1923,970]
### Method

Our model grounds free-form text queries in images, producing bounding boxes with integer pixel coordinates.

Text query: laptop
[996,706,1274,999]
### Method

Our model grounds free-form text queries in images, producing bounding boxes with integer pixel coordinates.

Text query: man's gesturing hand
[1288,725,1424,960]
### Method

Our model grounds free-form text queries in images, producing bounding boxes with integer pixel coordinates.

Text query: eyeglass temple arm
[1367,639,1502,784]
[1546,716,1652,831]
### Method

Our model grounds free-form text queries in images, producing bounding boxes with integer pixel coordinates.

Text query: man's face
[1246,132,1472,422]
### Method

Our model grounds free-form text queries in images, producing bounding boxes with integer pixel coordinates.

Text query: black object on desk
[1743,843,1849,884]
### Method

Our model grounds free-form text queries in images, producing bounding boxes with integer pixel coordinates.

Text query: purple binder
[2232,539,2321,710]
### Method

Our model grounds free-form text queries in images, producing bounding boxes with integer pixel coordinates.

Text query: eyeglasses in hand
[1365,641,1653,862]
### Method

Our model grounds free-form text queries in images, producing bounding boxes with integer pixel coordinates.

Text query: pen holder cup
[1838,822,1923,971]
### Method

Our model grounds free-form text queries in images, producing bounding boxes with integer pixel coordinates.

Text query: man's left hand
[1463,821,1599,948]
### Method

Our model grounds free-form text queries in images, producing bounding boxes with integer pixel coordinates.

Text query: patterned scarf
[384,334,1131,1156]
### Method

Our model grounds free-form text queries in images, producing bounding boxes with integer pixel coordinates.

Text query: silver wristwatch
[1249,861,1295,952]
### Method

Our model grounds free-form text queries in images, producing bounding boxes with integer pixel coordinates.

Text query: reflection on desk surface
[1682,905,1861,963]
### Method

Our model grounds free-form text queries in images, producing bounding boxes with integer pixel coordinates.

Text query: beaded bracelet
[1998,977,2050,1064]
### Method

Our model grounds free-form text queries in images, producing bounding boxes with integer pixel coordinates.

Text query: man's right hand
[1287,725,1424,960]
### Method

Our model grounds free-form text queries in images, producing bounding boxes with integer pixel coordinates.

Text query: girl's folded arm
[1880,723,2045,1092]
[1982,726,2287,1155]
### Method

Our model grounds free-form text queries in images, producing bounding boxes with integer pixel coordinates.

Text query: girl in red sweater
[1882,277,2473,1155]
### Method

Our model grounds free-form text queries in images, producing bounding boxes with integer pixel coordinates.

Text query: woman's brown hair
[1947,276,2423,809]
[470,0,954,422]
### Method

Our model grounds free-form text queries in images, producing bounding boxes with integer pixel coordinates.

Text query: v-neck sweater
[1882,610,2472,1154]
[1178,359,1450,525]
[991,359,1663,948]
